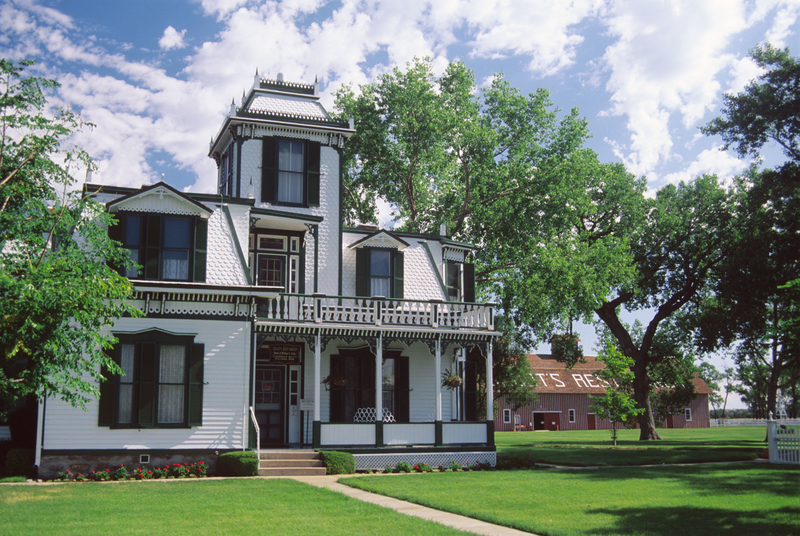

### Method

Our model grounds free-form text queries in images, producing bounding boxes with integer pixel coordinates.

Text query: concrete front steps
[259,451,327,477]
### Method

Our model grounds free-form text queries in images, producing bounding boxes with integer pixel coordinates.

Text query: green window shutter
[107,214,122,273]
[463,262,475,303]
[97,348,116,427]
[261,138,276,202]
[355,248,370,297]
[307,141,321,206]
[393,251,404,300]
[193,217,208,283]
[396,355,409,423]
[188,343,205,426]
[138,342,156,428]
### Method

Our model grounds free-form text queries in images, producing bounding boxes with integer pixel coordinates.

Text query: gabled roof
[106,182,213,217]
[528,353,714,395]
[348,230,410,250]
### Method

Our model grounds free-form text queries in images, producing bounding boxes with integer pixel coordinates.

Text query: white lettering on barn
[549,374,565,387]
[572,374,588,388]
[536,373,548,387]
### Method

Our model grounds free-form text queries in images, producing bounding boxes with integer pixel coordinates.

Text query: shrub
[395,461,413,473]
[216,451,258,476]
[114,464,129,481]
[5,448,34,477]
[319,451,355,475]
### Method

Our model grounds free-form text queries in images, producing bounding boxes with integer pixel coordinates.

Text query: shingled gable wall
[495,354,712,432]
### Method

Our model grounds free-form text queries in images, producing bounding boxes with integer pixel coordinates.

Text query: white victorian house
[37,73,499,475]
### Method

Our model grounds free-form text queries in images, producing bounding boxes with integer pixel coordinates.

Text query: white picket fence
[766,420,800,465]
[711,418,800,427]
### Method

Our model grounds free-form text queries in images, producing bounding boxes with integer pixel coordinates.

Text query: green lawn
[0,479,467,536]
[342,463,800,536]
[495,427,765,466]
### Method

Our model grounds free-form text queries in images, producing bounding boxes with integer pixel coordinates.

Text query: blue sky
[3,0,798,408]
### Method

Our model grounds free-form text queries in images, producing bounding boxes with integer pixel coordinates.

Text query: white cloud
[158,26,187,51]
[764,4,800,46]
[599,0,750,176]
[464,0,604,76]
[662,146,751,186]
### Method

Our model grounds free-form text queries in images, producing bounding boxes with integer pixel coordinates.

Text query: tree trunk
[633,356,661,440]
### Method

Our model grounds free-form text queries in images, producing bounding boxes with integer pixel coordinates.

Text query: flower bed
[54,461,207,482]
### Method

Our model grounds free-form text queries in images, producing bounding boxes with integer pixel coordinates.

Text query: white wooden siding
[42,318,251,450]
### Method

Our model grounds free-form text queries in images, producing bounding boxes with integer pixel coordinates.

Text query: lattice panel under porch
[353,451,496,471]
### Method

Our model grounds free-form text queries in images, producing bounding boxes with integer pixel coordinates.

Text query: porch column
[434,337,442,421]
[434,336,443,446]
[485,339,494,420]
[486,338,495,446]
[313,332,321,448]
[375,333,383,447]
[314,332,321,421]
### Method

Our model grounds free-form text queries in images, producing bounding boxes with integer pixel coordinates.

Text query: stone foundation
[38,450,224,480]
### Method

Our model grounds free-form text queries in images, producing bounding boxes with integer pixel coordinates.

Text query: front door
[256,366,284,444]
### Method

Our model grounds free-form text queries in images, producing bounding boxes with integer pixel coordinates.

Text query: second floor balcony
[257,293,496,331]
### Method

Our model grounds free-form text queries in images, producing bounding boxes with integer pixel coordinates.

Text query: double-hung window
[218,144,233,197]
[444,260,476,302]
[111,213,207,282]
[99,331,204,429]
[355,248,404,298]
[261,138,320,206]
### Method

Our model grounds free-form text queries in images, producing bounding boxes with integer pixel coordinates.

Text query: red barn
[495,354,712,432]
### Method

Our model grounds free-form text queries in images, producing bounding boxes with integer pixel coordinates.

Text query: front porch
[252,293,499,467]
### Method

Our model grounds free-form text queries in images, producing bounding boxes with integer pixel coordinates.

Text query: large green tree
[336,58,737,440]
[695,44,800,420]
[334,58,589,406]
[0,59,139,409]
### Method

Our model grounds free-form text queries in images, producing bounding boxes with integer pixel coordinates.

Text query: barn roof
[527,354,714,395]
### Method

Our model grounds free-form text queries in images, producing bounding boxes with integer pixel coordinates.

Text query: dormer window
[111,213,208,283]
[355,248,404,298]
[261,138,320,207]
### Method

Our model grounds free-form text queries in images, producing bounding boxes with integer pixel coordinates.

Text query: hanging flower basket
[441,369,462,389]
[322,369,348,390]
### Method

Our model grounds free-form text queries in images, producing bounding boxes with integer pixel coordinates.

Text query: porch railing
[318,421,489,448]
[258,294,495,330]
[249,406,260,461]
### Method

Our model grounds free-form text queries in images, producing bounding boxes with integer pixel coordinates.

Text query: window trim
[503,409,511,424]
[684,408,692,422]
[568,409,576,423]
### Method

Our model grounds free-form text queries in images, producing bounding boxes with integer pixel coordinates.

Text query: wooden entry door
[256,366,284,444]
[588,414,596,430]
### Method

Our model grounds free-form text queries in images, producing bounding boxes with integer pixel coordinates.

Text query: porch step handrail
[249,406,260,460]
[258,293,496,330]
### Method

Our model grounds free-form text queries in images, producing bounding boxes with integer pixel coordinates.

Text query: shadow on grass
[586,505,800,536]
[557,463,800,499]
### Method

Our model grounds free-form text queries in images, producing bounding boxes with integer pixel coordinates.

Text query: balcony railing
[257,294,495,330]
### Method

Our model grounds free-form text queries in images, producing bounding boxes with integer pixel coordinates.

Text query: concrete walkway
[292,475,538,536]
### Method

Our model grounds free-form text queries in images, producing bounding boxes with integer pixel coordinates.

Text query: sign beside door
[268,343,303,365]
